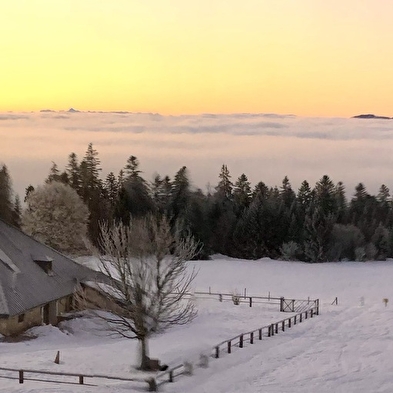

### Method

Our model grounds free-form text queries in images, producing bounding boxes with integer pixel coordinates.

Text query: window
[18,314,25,323]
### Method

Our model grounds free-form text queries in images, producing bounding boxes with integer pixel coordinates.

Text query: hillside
[1,256,393,392]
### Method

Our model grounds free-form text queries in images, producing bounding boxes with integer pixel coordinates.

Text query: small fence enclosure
[0,291,320,392]
[212,305,319,361]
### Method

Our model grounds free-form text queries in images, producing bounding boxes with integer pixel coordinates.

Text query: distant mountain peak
[68,108,80,113]
[352,114,392,119]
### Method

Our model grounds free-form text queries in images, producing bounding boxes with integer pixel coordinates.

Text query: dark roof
[0,219,100,317]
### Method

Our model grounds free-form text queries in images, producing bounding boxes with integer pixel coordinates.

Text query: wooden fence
[154,300,320,391]
[0,366,155,390]
[194,290,318,314]
[0,293,320,392]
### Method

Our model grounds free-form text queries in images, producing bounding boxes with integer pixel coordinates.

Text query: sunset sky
[2,0,393,117]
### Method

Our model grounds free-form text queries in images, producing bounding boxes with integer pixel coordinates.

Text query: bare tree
[84,214,199,370]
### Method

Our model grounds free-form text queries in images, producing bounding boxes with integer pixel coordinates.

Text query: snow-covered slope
[1,256,393,392]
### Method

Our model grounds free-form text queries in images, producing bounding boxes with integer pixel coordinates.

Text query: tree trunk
[139,336,150,370]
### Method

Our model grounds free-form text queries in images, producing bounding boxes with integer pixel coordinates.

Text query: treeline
[2,143,393,262]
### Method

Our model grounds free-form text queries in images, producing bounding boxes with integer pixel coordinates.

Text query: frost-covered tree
[86,214,199,370]
[22,181,89,255]
[0,164,13,223]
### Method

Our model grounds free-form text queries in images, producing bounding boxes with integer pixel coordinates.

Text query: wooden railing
[194,290,319,314]
[212,304,319,359]
[155,301,320,391]
[0,294,320,392]
[0,366,153,390]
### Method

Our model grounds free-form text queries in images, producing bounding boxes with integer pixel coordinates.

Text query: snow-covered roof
[0,219,102,317]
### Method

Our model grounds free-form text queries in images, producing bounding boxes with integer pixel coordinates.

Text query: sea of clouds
[2,111,393,199]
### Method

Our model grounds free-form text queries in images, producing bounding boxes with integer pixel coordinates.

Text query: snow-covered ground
[1,256,393,392]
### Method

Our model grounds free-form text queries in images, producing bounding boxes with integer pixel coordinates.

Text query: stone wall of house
[0,307,42,336]
[0,294,74,336]
[81,285,124,315]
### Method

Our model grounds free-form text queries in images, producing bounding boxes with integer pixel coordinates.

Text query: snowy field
[1,255,393,392]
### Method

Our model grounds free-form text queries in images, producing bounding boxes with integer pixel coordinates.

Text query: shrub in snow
[232,294,240,305]
[280,241,299,261]
[371,223,389,260]
[355,247,366,262]
[183,361,193,375]
[365,243,377,261]
[328,224,365,261]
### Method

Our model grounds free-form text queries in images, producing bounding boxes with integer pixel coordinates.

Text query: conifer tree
[280,176,296,208]
[334,181,347,223]
[80,143,102,202]
[150,174,172,215]
[66,152,82,194]
[115,156,154,222]
[0,164,14,223]
[12,195,22,228]
[104,172,119,212]
[314,175,337,217]
[233,173,251,214]
[297,180,313,209]
[304,204,335,262]
[169,166,191,223]
[216,164,233,200]
[24,185,35,202]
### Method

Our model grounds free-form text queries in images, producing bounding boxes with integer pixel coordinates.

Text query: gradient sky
[2,1,393,116]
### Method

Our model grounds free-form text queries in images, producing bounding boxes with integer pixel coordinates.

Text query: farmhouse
[0,219,103,336]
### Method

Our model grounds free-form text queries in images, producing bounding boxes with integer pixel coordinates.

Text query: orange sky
[2,0,393,116]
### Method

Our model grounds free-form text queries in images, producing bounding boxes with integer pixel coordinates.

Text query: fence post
[310,309,314,318]
[305,311,308,319]
[316,299,320,315]
[270,324,274,336]
[79,375,84,385]
[19,370,24,384]
[268,325,271,337]
[169,370,174,382]
[249,297,252,307]
[219,294,222,302]
[239,335,244,348]
[294,315,297,325]
[227,341,232,354]
[199,354,209,368]
[146,377,157,392]
[291,299,295,312]
[280,297,284,312]
[215,346,220,358]
[300,313,303,322]
[259,328,262,340]
[250,332,254,344]
[282,320,285,331]
[275,323,278,334]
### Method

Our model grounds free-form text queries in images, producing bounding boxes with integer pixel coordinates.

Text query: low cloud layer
[2,111,393,199]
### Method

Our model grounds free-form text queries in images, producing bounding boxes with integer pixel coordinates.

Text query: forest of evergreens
[1,142,393,262]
